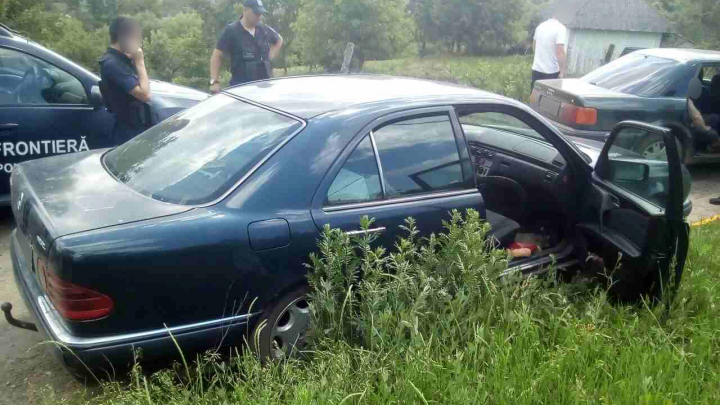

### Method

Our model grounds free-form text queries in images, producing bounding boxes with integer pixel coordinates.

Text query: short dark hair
[109,16,140,43]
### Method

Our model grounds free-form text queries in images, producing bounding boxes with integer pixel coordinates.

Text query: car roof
[638,48,720,63]
[224,75,501,119]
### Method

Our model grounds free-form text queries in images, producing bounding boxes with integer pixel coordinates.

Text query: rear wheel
[636,132,685,164]
[250,285,311,361]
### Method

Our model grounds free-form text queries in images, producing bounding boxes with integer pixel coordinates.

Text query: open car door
[578,121,690,301]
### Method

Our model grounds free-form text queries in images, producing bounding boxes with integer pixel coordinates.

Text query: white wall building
[552,0,673,76]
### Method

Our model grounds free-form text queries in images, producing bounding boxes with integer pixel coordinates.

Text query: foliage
[56,216,720,404]
[654,0,720,49]
[292,0,416,70]
[143,11,210,88]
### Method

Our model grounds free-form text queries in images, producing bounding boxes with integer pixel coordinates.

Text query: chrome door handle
[345,227,386,236]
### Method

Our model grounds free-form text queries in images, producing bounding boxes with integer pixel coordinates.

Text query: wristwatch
[209,79,219,85]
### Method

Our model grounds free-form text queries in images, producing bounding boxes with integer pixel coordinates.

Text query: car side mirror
[90,85,104,108]
[609,159,649,183]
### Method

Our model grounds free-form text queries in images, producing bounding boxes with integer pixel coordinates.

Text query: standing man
[209,0,283,93]
[531,7,568,92]
[98,17,151,145]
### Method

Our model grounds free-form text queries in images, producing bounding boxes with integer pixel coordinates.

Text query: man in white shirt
[531,12,568,91]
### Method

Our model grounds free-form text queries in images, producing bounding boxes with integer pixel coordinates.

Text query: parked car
[2,75,690,376]
[529,48,720,165]
[0,24,208,205]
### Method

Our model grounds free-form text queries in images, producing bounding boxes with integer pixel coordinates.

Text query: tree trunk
[420,40,427,58]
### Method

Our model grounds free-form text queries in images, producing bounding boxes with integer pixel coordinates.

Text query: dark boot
[711,197,720,206]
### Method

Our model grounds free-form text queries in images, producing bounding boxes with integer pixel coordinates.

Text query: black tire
[249,284,311,361]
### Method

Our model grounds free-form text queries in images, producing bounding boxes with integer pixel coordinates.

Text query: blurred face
[243,7,263,26]
[120,25,143,54]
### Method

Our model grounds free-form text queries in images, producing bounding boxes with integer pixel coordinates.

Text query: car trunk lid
[11,149,191,246]
[531,79,642,132]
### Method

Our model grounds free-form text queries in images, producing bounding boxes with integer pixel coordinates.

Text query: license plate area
[538,95,561,116]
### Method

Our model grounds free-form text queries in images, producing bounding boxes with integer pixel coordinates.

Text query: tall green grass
[69,212,720,405]
[280,55,533,102]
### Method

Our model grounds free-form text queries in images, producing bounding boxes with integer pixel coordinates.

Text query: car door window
[372,114,463,198]
[326,136,383,206]
[0,48,87,105]
[603,128,675,210]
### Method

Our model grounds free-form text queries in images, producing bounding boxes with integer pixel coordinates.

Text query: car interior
[684,67,720,152]
[0,49,87,105]
[457,110,573,259]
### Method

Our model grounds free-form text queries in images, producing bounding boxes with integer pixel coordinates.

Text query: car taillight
[37,258,113,321]
[559,103,598,125]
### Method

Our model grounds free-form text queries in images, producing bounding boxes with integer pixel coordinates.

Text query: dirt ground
[0,167,717,404]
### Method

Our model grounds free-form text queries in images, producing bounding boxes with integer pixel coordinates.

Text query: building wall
[567,29,662,76]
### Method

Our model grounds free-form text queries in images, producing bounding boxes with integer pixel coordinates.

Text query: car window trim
[323,109,468,208]
[0,45,91,106]
[312,106,475,212]
[323,188,479,213]
[368,130,387,197]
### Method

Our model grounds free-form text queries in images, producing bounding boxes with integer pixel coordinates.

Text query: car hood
[150,80,208,101]
[566,136,605,166]
[11,150,191,240]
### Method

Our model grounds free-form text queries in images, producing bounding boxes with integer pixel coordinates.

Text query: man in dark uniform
[209,0,283,93]
[98,17,151,144]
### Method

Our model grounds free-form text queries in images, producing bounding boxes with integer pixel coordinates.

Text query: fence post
[604,44,616,64]
[340,42,355,74]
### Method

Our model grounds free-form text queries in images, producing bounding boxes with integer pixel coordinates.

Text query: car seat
[478,176,526,247]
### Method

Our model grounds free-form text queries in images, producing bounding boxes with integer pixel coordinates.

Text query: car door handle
[345,227,386,236]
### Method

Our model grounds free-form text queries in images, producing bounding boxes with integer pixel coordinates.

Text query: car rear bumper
[9,229,255,374]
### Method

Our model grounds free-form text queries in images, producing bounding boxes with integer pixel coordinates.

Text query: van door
[0,47,115,201]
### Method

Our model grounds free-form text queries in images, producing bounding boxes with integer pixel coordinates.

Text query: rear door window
[372,114,463,198]
[581,54,693,98]
[104,95,303,205]
[326,136,382,206]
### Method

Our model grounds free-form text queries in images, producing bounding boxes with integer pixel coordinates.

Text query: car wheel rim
[642,141,667,161]
[270,295,310,360]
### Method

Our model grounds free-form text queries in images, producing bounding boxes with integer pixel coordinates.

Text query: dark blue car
[0,24,207,205]
[3,75,691,376]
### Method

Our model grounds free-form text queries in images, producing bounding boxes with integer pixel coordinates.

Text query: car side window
[372,114,463,198]
[604,127,675,209]
[326,136,383,206]
[0,47,88,105]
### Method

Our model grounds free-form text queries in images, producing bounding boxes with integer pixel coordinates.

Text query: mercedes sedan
[3,75,690,376]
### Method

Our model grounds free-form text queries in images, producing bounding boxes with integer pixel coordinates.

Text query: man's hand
[210,82,221,94]
[133,48,145,65]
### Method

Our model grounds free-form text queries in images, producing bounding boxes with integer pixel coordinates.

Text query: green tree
[435,0,525,55]
[655,0,720,49]
[408,0,438,57]
[144,11,210,88]
[1,0,43,23]
[293,0,416,70]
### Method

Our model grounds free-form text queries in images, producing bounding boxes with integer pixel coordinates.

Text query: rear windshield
[581,54,693,98]
[104,95,302,205]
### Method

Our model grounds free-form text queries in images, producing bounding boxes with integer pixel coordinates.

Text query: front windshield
[104,95,302,205]
[581,54,692,97]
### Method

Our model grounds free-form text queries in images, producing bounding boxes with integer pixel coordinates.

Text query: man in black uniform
[209,0,283,93]
[98,17,151,144]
